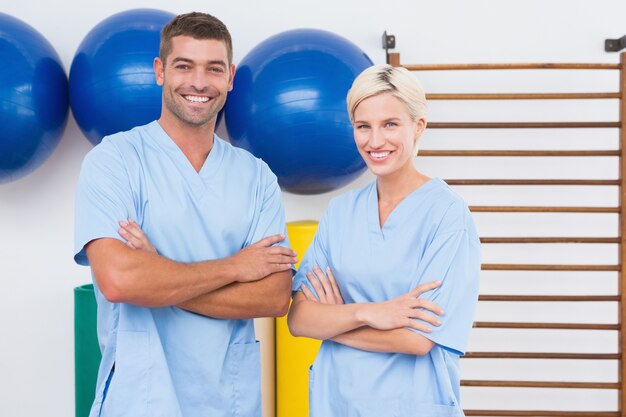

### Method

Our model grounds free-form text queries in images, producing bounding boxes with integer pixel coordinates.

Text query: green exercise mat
[74,284,101,417]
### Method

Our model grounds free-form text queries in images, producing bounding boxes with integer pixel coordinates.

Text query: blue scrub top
[74,121,289,417]
[292,178,481,417]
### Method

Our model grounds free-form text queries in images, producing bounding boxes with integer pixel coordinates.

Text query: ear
[414,118,427,147]
[154,57,164,86]
[227,64,236,92]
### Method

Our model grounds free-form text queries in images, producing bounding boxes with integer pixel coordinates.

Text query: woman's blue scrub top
[292,179,481,417]
[74,121,289,417]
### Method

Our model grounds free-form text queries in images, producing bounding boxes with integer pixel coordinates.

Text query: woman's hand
[118,218,158,254]
[301,266,344,305]
[356,280,444,332]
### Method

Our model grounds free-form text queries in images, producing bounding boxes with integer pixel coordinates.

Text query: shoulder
[428,179,477,236]
[83,122,153,166]
[218,136,277,181]
[324,181,374,218]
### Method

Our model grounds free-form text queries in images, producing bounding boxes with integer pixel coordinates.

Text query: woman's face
[352,93,425,180]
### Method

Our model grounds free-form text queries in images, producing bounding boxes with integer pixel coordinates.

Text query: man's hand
[227,234,297,283]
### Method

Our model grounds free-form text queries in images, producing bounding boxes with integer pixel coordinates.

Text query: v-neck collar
[146,121,224,198]
[367,177,440,239]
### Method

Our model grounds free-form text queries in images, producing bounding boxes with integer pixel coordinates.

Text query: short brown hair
[160,12,233,64]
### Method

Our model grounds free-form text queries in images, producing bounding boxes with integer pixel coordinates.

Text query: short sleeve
[243,162,294,271]
[291,209,331,299]
[408,225,481,356]
[74,141,138,266]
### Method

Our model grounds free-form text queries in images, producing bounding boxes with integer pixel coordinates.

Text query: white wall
[1,0,625,415]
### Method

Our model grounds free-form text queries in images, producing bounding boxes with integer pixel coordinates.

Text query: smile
[183,95,210,103]
[369,151,391,159]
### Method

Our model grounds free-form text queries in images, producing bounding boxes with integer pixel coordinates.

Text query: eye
[175,64,190,70]
[355,124,370,130]
[209,66,225,73]
[385,121,398,128]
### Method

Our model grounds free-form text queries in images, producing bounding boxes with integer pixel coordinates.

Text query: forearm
[87,239,237,307]
[332,327,435,355]
[288,295,369,340]
[178,270,292,319]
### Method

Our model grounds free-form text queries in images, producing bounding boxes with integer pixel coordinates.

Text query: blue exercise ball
[225,29,372,195]
[69,9,174,145]
[0,13,68,184]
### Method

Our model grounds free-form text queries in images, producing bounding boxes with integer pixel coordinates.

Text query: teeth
[184,95,209,103]
[370,151,390,158]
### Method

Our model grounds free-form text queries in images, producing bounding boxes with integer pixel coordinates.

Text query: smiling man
[74,12,296,417]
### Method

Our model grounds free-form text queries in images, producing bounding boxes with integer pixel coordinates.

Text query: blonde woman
[287,64,481,417]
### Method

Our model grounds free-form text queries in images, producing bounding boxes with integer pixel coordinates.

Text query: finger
[412,299,445,316]
[313,267,335,303]
[267,246,298,257]
[124,218,147,239]
[301,284,319,302]
[403,319,433,333]
[326,267,343,302]
[125,240,137,250]
[307,272,328,303]
[266,254,298,265]
[251,234,286,248]
[410,280,442,297]
[407,310,442,327]
[120,223,146,243]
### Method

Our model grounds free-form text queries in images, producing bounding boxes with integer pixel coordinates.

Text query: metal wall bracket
[605,35,626,52]
[382,31,396,64]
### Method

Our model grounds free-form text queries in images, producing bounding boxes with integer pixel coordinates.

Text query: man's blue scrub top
[74,121,289,417]
[292,178,481,417]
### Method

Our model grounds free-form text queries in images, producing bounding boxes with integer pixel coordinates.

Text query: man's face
[154,36,235,128]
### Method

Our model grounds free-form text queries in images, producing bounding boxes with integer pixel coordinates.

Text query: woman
[287,64,481,417]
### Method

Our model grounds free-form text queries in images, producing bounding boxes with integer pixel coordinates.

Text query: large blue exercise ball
[69,9,174,145]
[225,29,372,195]
[0,13,69,184]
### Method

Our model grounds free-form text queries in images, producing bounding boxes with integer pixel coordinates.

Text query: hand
[229,234,298,283]
[301,266,344,304]
[357,280,444,332]
[118,218,157,254]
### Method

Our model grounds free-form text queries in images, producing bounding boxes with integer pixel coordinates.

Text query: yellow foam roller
[276,221,322,417]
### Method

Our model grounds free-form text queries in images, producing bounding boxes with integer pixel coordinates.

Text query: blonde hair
[346,64,427,123]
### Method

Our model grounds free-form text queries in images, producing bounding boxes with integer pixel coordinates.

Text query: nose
[189,68,209,92]
[369,127,385,149]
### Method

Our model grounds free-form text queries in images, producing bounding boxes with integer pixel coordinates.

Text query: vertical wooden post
[618,52,626,417]
[388,52,401,67]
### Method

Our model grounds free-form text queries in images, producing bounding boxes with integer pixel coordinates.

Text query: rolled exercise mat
[277,221,322,417]
[74,284,101,417]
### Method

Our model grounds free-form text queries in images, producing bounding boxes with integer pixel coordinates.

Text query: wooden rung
[461,380,619,389]
[474,322,619,330]
[403,63,621,70]
[419,150,620,157]
[445,179,621,186]
[464,352,621,360]
[464,410,619,417]
[427,92,621,100]
[480,237,620,243]
[479,295,619,302]
[482,264,620,271]
[470,206,620,213]
[428,122,620,129]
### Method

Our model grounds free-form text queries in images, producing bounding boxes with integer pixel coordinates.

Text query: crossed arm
[86,220,296,319]
[287,267,443,356]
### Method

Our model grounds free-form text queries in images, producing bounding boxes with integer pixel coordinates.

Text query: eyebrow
[170,57,228,68]
[353,117,401,124]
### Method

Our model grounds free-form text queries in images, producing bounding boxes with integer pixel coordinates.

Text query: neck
[377,166,429,205]
[158,113,217,172]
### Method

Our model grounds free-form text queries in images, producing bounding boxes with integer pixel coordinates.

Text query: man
[74,12,296,417]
